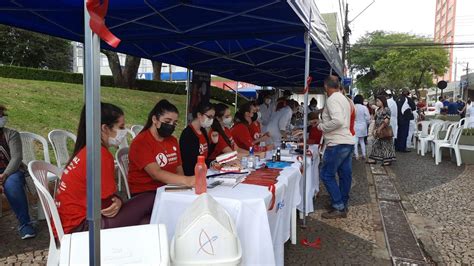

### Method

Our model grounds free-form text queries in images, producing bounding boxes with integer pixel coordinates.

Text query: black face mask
[251,112,258,122]
[157,123,175,138]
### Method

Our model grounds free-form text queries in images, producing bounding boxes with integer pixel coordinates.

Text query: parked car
[425,106,436,116]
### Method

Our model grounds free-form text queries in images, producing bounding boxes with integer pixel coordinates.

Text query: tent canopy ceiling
[0,0,342,88]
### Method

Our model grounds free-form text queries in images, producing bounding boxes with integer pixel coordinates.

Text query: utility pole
[454,57,458,96]
[463,62,469,100]
[341,2,349,75]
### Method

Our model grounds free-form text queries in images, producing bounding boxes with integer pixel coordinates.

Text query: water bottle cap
[197,155,205,163]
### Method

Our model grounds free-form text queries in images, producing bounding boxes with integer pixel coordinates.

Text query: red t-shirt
[208,128,235,160]
[190,125,208,158]
[249,121,262,140]
[128,130,182,194]
[231,123,253,150]
[55,146,116,234]
[309,126,323,145]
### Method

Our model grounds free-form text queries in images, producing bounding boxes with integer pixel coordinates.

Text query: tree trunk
[414,68,427,99]
[122,55,141,89]
[102,50,125,87]
[152,61,162,81]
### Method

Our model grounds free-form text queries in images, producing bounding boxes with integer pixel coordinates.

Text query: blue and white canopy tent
[0,0,342,264]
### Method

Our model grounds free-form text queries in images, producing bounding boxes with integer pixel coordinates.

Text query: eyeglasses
[203,113,215,120]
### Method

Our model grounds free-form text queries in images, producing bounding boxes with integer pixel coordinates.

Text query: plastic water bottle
[248,146,256,170]
[194,155,207,194]
[276,147,281,161]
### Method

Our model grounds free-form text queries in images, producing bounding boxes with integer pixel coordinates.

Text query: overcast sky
[317,0,436,44]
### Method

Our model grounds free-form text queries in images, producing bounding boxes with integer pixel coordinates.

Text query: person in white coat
[353,95,371,160]
[386,90,398,141]
[259,93,274,131]
[266,100,297,146]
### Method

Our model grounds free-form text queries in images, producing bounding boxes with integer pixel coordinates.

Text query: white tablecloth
[150,167,301,266]
[296,144,320,215]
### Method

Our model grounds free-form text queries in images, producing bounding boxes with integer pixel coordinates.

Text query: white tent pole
[301,7,312,228]
[185,68,191,124]
[84,1,101,265]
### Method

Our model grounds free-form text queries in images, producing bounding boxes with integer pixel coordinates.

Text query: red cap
[197,155,205,164]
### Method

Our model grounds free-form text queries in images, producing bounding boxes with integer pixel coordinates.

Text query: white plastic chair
[416,121,431,138]
[115,147,131,199]
[20,132,61,220]
[130,125,144,138]
[48,129,77,170]
[28,160,64,266]
[431,123,455,158]
[417,123,442,156]
[435,125,463,166]
[458,118,466,129]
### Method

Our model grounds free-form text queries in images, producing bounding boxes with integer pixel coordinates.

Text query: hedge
[0,65,246,105]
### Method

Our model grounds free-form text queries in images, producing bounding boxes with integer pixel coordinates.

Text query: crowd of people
[2,75,471,239]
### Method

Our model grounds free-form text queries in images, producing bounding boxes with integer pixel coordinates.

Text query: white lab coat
[354,104,370,137]
[467,104,474,128]
[259,102,274,131]
[435,101,444,114]
[387,97,398,139]
[266,106,293,145]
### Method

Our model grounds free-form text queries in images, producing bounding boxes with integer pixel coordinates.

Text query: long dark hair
[142,99,179,132]
[211,103,232,148]
[192,101,214,119]
[376,95,388,108]
[70,102,124,163]
[234,102,253,126]
[353,95,364,105]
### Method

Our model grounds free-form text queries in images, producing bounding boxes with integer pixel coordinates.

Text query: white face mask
[265,98,271,105]
[257,111,262,120]
[108,129,128,147]
[201,117,213,128]
[0,116,7,128]
[223,117,233,128]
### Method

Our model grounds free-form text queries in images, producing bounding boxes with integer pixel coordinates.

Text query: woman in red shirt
[231,102,256,150]
[179,102,215,176]
[55,103,155,234]
[208,103,245,160]
[128,100,194,195]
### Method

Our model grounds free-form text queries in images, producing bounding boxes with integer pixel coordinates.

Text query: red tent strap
[301,237,321,249]
[303,75,312,94]
[87,0,121,48]
[267,184,276,211]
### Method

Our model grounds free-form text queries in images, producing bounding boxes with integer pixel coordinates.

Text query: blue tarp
[0,0,342,87]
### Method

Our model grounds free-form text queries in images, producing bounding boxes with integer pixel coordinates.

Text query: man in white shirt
[317,75,355,219]
[386,90,398,141]
[435,96,444,115]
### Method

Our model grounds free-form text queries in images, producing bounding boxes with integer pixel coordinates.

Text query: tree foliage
[0,25,72,71]
[349,31,449,98]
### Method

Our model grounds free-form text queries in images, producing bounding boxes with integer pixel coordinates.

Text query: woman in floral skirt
[367,96,396,166]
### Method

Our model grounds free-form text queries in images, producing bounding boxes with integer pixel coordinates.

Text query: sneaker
[19,224,37,240]
[321,208,347,219]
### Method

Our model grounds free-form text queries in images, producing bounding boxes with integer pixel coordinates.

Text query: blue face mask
[0,116,7,128]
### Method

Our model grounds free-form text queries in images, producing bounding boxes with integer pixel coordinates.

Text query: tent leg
[84,2,102,265]
[235,87,238,113]
[301,27,311,228]
[185,69,191,124]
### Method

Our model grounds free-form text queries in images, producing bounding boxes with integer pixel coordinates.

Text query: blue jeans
[320,144,354,211]
[1,168,31,227]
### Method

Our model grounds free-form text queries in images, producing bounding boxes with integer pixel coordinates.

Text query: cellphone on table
[207,180,223,189]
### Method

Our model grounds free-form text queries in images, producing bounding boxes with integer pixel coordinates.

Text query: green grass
[0,77,190,137]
